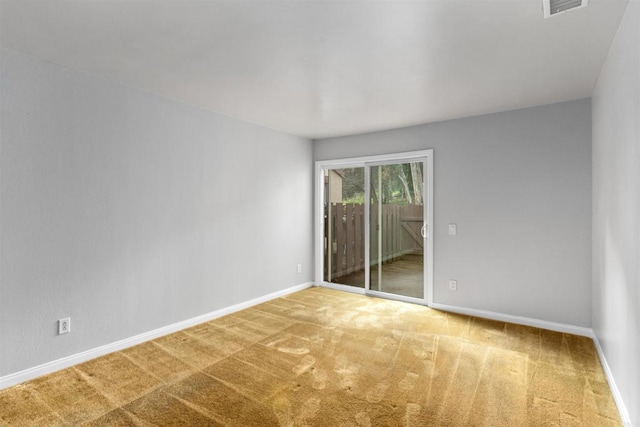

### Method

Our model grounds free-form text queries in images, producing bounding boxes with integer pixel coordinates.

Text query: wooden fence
[324,203,423,281]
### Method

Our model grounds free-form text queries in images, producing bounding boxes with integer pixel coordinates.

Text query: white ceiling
[0,0,629,139]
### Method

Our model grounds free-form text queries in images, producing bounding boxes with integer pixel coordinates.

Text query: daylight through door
[369,161,425,299]
[320,153,431,304]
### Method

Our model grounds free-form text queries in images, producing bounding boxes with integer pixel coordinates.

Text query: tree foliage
[339,163,423,206]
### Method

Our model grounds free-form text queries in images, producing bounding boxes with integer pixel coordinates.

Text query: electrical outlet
[297,264,302,274]
[58,317,71,335]
[449,280,457,291]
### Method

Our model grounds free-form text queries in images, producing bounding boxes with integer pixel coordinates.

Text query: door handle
[421,224,427,238]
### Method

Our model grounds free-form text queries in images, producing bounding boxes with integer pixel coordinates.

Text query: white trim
[315,149,434,169]
[321,281,366,295]
[592,335,633,426]
[425,153,434,306]
[429,302,593,337]
[0,282,315,391]
[365,162,371,292]
[314,163,326,286]
[365,289,425,305]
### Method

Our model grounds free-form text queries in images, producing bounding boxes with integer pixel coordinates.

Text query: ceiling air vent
[543,0,588,18]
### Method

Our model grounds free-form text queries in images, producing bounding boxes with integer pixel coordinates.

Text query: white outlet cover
[448,224,457,236]
[58,317,71,335]
[449,280,457,291]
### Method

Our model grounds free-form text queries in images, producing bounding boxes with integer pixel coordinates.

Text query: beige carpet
[0,287,622,426]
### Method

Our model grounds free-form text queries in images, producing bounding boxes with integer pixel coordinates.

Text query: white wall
[592,0,640,424]
[0,48,313,377]
[315,99,592,327]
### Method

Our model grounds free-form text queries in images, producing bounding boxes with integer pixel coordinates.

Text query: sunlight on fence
[324,203,423,283]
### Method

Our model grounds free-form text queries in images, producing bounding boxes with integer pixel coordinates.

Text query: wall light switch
[448,224,457,236]
[297,264,302,274]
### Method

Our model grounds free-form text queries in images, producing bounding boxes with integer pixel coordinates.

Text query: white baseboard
[429,302,594,337]
[0,282,314,391]
[592,335,633,426]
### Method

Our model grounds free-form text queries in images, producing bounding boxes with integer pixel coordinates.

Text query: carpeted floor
[0,287,622,426]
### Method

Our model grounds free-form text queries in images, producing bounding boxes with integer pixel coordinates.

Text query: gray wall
[315,99,592,327]
[592,0,639,423]
[0,48,313,377]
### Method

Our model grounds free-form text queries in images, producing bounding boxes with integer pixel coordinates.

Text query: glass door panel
[369,162,425,299]
[323,167,366,288]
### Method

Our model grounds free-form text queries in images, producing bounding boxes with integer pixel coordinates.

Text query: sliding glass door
[316,150,433,305]
[323,167,366,289]
[369,161,425,299]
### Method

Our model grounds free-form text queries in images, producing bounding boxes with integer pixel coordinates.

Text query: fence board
[335,203,345,277]
[325,203,423,281]
[393,207,398,258]
[371,205,378,264]
[345,204,354,274]
[354,204,363,271]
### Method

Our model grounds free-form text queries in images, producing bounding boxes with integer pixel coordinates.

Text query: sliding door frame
[314,149,434,306]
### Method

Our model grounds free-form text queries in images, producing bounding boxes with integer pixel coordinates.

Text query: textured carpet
[0,287,621,426]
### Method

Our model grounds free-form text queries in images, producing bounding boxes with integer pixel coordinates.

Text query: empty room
[0,0,638,425]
